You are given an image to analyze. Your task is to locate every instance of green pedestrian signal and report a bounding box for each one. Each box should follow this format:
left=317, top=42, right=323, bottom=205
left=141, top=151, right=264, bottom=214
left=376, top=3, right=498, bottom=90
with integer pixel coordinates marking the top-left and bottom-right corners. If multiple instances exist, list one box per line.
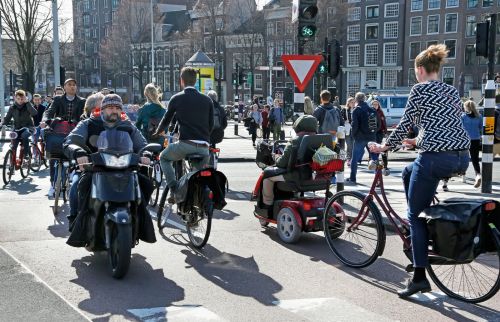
left=318, top=63, right=327, bottom=74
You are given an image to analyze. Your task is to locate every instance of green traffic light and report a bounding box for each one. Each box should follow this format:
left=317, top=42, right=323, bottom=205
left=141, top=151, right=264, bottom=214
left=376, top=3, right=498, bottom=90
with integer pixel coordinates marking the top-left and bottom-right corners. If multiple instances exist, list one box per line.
left=300, top=25, right=316, bottom=38
left=319, top=65, right=327, bottom=74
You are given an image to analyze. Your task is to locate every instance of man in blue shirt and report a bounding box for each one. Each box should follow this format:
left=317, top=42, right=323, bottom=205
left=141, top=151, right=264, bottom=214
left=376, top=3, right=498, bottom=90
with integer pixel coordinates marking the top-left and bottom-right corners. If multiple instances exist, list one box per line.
left=270, top=99, right=285, bottom=141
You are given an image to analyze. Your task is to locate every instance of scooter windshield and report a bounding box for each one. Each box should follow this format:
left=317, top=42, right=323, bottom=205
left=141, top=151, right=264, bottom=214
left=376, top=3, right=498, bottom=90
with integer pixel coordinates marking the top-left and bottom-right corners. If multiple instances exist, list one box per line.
left=96, top=129, right=133, bottom=154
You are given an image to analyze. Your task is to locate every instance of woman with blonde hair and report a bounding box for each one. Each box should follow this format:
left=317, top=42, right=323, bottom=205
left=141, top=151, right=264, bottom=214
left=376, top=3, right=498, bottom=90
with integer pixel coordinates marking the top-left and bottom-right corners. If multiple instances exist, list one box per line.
left=462, top=99, right=482, bottom=187
left=136, top=83, right=166, bottom=143
left=370, top=44, right=470, bottom=297
left=304, top=96, right=314, bottom=115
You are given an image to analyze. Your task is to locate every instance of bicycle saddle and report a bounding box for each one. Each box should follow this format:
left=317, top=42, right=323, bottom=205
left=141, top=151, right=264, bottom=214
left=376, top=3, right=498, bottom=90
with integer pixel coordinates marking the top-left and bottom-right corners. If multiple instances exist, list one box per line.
left=186, top=154, right=206, bottom=162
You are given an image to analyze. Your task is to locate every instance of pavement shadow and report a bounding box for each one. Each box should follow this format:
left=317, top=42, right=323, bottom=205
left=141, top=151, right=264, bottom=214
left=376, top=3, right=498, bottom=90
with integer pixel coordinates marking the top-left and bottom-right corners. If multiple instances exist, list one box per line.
left=47, top=209, right=70, bottom=238
left=225, top=189, right=252, bottom=201
left=213, top=208, right=239, bottom=220
left=29, top=168, right=49, bottom=179
left=181, top=245, right=282, bottom=305
left=1, top=177, right=40, bottom=195
left=70, top=253, right=184, bottom=321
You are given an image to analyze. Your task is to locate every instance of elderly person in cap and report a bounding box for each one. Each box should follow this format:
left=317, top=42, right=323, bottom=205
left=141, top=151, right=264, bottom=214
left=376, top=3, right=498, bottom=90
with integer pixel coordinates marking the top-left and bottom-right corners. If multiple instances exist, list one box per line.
left=41, top=78, right=86, bottom=197
left=63, top=94, right=151, bottom=231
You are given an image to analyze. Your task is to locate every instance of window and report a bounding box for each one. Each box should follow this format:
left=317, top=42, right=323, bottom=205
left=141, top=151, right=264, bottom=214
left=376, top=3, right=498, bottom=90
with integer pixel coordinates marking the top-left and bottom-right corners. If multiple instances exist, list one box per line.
left=483, top=0, right=493, bottom=6
left=327, top=7, right=336, bottom=21
left=409, top=42, right=421, bottom=60
left=442, top=67, right=455, bottom=85
left=255, top=74, right=263, bottom=90
left=285, top=40, right=293, bottom=54
left=92, top=28, right=97, bottom=38
left=112, top=0, right=118, bottom=9
left=427, top=40, right=438, bottom=47
left=365, top=70, right=378, bottom=88
left=428, top=0, right=440, bottom=9
left=466, top=16, right=476, bottom=37
left=446, top=0, right=459, bottom=7
left=93, top=43, right=98, bottom=53
left=347, top=45, right=360, bottom=66
left=411, top=0, right=423, bottom=11
left=94, top=58, right=99, bottom=69
left=410, top=17, right=422, bottom=36
left=383, top=43, right=398, bottom=66
left=83, top=0, right=89, bottom=11
left=85, top=28, right=90, bottom=38
left=347, top=71, right=361, bottom=97
left=445, top=13, right=458, bottom=33
left=366, top=24, right=379, bottom=40
left=465, top=44, right=476, bottom=65
left=444, top=40, right=456, bottom=58
left=408, top=68, right=417, bottom=86
left=266, top=22, right=274, bottom=36
left=383, top=70, right=398, bottom=88
left=384, top=22, right=398, bottom=39
left=347, top=25, right=360, bottom=41
left=366, top=6, right=379, bottom=18
left=365, top=44, right=378, bottom=66
left=276, top=21, right=284, bottom=35
left=348, top=7, right=361, bottom=21
left=427, top=15, right=439, bottom=34
left=385, top=3, right=399, bottom=17
left=468, top=0, right=478, bottom=7
left=104, top=0, right=108, bottom=8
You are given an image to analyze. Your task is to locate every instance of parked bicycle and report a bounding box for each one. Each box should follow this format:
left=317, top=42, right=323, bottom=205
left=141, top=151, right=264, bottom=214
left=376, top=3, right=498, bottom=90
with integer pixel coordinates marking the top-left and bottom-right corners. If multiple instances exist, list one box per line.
left=2, top=126, right=32, bottom=185
left=323, top=150, right=500, bottom=303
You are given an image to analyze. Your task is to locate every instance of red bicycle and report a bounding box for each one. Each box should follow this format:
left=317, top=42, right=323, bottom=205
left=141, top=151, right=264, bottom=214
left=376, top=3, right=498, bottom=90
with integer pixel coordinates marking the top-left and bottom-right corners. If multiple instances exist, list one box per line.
left=323, top=152, right=500, bottom=303
left=2, top=127, right=32, bottom=185
left=29, top=128, right=48, bottom=172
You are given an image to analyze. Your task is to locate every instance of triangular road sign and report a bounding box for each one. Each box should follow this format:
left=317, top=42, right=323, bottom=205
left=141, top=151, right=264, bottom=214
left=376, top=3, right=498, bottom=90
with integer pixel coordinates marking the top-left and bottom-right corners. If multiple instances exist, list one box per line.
left=281, top=55, right=323, bottom=93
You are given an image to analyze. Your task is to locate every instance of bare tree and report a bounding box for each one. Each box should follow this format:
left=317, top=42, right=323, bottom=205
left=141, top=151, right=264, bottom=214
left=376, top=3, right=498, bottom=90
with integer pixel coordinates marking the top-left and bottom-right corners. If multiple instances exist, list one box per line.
left=0, top=0, right=53, bottom=93
left=100, top=0, right=157, bottom=100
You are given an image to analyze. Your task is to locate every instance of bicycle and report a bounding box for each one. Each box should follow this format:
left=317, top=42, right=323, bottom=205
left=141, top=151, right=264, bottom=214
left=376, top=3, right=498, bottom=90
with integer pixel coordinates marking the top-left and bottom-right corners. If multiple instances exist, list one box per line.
left=2, top=126, right=32, bottom=185
left=146, top=146, right=164, bottom=207
left=323, top=151, right=500, bottom=303
left=29, top=128, right=48, bottom=172
left=156, top=144, right=222, bottom=248
left=52, top=158, right=75, bottom=215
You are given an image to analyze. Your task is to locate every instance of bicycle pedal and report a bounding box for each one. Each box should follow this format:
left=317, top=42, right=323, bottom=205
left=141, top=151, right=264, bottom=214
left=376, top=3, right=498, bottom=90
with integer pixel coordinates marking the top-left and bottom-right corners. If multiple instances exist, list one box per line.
left=405, top=264, right=414, bottom=273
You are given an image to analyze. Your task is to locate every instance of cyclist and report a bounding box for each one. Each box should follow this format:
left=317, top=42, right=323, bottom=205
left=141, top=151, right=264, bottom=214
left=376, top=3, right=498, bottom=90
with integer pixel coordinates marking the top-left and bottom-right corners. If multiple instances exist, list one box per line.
left=41, top=79, right=86, bottom=198
left=135, top=83, right=166, bottom=144
left=0, top=90, right=37, bottom=160
left=153, top=67, right=214, bottom=204
left=32, top=94, right=46, bottom=145
left=370, top=45, right=470, bottom=298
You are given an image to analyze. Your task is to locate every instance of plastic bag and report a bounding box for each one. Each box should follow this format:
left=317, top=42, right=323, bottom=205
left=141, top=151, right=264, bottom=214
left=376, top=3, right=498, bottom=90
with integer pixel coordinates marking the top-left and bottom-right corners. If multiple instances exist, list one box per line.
left=312, top=145, right=337, bottom=166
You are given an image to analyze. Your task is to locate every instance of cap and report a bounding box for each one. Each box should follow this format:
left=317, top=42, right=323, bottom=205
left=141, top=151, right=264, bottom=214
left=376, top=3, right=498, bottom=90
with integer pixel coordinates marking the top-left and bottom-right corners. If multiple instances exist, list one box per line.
left=64, top=78, right=77, bottom=86
left=101, top=94, right=123, bottom=109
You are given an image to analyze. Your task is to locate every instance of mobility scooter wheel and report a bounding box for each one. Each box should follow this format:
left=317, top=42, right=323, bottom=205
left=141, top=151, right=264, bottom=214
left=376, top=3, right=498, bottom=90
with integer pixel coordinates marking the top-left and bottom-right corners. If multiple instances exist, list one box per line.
left=277, top=207, right=301, bottom=243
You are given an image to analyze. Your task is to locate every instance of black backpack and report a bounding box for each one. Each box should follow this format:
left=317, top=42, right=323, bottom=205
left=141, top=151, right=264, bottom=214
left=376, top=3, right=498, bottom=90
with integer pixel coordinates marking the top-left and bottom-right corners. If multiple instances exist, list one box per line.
left=213, top=105, right=222, bottom=131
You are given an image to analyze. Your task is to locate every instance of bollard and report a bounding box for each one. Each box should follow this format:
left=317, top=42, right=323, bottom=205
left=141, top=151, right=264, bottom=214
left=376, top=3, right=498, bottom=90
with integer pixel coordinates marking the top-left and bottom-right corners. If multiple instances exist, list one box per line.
left=234, top=123, right=238, bottom=136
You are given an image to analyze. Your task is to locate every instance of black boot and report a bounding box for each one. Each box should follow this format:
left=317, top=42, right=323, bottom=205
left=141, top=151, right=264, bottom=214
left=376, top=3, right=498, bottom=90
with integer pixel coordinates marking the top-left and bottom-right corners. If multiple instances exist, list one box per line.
left=398, top=267, right=431, bottom=298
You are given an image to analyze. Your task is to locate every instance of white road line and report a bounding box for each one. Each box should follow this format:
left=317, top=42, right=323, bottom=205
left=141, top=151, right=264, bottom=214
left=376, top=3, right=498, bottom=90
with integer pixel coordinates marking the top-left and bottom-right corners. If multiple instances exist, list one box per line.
left=273, top=297, right=393, bottom=322
left=236, top=193, right=247, bottom=199
left=0, top=245, right=92, bottom=321
left=128, top=305, right=225, bottom=322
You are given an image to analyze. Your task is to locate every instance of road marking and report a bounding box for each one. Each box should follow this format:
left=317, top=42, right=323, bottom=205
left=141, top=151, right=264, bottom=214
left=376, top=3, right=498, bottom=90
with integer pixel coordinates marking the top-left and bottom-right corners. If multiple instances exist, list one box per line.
left=236, top=193, right=247, bottom=200
left=409, top=291, right=447, bottom=302
left=273, top=297, right=393, bottom=322
left=128, top=305, right=225, bottom=322
left=0, top=245, right=92, bottom=321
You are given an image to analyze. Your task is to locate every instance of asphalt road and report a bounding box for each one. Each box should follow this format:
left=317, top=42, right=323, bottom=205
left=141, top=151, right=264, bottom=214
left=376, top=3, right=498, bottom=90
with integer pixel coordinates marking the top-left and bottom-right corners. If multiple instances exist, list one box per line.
left=0, top=162, right=499, bottom=322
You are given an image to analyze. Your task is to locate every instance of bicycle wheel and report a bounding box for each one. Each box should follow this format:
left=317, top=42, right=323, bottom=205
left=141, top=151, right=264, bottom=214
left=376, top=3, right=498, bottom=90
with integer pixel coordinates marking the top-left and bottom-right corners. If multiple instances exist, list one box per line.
left=323, top=190, right=386, bottom=268
left=186, top=202, right=213, bottom=249
left=149, top=163, right=162, bottom=207
left=20, top=150, right=31, bottom=178
left=30, top=145, right=42, bottom=172
left=427, top=238, right=500, bottom=303
left=2, top=150, right=13, bottom=185
left=53, top=163, right=62, bottom=215
left=63, top=170, right=71, bottom=204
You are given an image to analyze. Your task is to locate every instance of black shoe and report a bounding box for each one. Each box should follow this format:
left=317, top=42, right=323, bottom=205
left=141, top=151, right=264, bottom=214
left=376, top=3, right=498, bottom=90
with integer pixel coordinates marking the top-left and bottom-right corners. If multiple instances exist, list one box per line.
left=397, top=279, right=431, bottom=298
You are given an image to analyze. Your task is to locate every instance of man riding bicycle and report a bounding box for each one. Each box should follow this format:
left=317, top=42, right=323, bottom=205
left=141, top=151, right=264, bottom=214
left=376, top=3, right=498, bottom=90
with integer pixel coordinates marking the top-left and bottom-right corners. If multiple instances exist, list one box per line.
left=153, top=67, right=214, bottom=204
left=0, top=90, right=37, bottom=159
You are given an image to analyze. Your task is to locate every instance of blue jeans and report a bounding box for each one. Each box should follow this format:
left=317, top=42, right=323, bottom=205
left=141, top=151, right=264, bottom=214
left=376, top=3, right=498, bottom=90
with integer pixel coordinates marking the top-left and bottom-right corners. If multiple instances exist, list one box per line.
left=69, top=172, right=80, bottom=217
left=402, top=150, right=470, bottom=267
left=349, top=139, right=377, bottom=182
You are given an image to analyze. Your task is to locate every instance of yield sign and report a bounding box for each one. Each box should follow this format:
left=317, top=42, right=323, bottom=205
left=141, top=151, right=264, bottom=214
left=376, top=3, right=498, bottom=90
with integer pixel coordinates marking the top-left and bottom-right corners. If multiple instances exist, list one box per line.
left=281, top=55, right=323, bottom=93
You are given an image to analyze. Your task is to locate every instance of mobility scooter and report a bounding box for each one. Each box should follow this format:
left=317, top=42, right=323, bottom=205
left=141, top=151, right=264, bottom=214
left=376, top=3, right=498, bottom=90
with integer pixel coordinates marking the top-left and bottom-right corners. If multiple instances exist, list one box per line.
left=252, top=134, right=345, bottom=243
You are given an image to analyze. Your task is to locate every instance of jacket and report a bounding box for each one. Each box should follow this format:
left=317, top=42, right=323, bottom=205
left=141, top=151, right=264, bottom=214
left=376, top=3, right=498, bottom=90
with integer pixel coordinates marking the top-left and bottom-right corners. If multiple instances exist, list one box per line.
left=63, top=117, right=147, bottom=160
left=32, top=104, right=46, bottom=126
left=275, top=115, right=318, bottom=180
left=210, top=100, right=228, bottom=145
left=3, top=103, right=37, bottom=129
left=261, top=110, right=269, bottom=128
left=351, top=101, right=377, bottom=142
left=156, top=88, right=214, bottom=143
left=135, top=102, right=166, bottom=141
left=461, top=113, right=482, bottom=141
left=375, top=108, right=387, bottom=134
left=269, top=106, right=285, bottom=124
left=43, top=94, right=86, bottom=124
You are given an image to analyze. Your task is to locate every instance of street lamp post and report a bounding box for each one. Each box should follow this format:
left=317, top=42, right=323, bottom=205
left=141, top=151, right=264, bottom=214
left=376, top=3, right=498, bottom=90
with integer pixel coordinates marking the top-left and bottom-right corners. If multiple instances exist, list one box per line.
left=49, top=0, right=61, bottom=86
left=150, top=0, right=155, bottom=83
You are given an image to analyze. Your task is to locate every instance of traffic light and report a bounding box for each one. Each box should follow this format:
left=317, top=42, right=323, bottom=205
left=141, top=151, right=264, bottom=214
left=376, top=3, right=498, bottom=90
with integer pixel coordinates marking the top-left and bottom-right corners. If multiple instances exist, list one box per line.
left=14, top=73, right=23, bottom=89
left=238, top=69, right=246, bottom=85
left=232, top=72, right=238, bottom=85
left=298, top=0, right=318, bottom=40
left=475, top=21, right=489, bottom=58
left=318, top=61, right=328, bottom=74
left=60, top=66, right=66, bottom=86
left=330, top=39, right=341, bottom=79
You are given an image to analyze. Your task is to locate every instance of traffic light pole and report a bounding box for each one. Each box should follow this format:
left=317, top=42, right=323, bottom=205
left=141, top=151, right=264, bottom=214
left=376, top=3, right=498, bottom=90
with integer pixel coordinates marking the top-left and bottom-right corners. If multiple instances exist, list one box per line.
left=0, top=16, right=5, bottom=140
left=481, top=13, right=497, bottom=194
left=51, top=0, right=61, bottom=87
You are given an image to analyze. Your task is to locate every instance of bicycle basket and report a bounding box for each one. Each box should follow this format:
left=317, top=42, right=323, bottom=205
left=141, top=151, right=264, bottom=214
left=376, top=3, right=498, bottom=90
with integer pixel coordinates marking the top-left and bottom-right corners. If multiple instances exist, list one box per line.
left=311, top=159, right=344, bottom=173
left=44, top=131, right=66, bottom=159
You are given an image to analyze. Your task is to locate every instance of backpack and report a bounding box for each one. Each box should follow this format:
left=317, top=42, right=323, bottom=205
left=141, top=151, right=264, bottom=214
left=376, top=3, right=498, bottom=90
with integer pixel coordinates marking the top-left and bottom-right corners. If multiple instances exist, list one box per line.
left=366, top=107, right=379, bottom=134
left=495, top=110, right=500, bottom=141
left=269, top=107, right=276, bottom=123
left=147, top=117, right=161, bottom=140
left=213, top=105, right=222, bottom=131
left=320, top=107, right=341, bottom=134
